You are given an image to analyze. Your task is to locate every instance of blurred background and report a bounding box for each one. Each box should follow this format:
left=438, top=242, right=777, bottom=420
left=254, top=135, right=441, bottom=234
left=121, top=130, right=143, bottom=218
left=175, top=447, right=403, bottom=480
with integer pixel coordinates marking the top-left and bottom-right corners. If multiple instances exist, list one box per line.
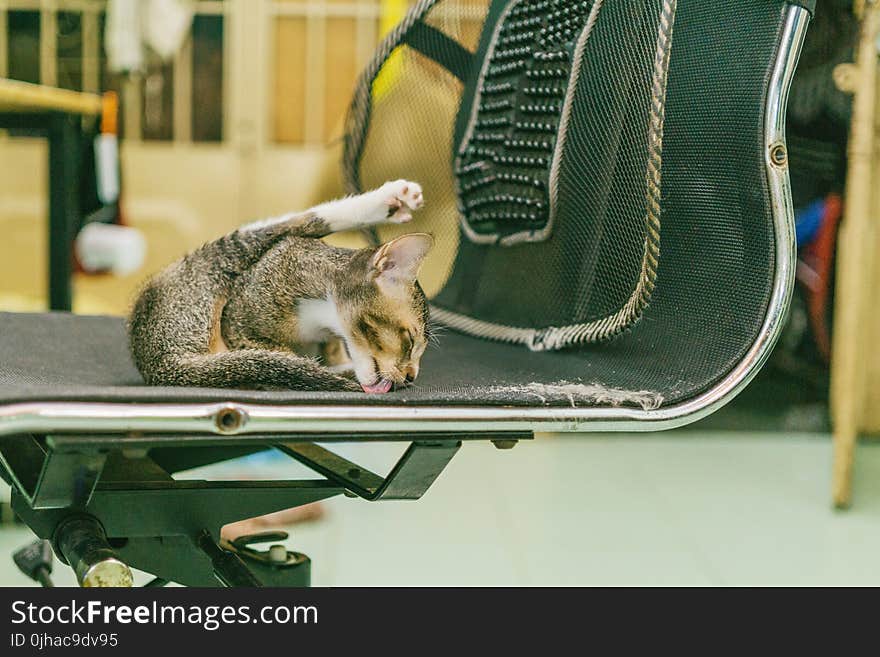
left=0, top=0, right=419, bottom=317
left=2, top=0, right=880, bottom=585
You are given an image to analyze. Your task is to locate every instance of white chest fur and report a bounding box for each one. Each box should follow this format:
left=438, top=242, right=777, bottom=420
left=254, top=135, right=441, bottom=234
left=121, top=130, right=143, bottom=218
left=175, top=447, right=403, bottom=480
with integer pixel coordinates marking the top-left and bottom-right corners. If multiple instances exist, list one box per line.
left=296, top=298, right=343, bottom=343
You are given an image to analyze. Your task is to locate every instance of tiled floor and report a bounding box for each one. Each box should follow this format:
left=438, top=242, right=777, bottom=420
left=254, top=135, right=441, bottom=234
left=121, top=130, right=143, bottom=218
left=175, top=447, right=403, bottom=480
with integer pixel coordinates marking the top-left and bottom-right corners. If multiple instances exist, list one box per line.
left=2, top=432, right=879, bottom=587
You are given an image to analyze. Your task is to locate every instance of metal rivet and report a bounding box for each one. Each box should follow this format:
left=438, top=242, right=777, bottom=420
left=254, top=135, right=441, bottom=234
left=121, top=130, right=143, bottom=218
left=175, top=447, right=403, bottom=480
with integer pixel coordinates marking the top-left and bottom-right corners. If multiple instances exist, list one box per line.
left=770, top=143, right=787, bottom=167
left=215, top=406, right=246, bottom=434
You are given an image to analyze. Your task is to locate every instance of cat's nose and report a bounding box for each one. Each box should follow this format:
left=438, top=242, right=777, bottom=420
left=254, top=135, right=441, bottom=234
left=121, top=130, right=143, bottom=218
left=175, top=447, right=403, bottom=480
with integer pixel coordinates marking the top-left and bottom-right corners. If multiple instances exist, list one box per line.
left=404, top=365, right=418, bottom=383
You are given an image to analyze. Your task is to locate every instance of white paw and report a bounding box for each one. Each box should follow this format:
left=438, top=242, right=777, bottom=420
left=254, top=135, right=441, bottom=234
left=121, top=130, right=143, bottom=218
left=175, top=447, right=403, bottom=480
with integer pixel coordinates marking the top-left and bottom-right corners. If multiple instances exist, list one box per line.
left=383, top=180, right=424, bottom=221
left=386, top=207, right=413, bottom=224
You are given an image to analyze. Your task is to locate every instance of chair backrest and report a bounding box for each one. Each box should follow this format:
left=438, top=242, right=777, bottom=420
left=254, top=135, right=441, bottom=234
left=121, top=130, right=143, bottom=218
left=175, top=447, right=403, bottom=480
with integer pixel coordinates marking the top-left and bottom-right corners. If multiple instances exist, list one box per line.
left=345, top=0, right=812, bottom=405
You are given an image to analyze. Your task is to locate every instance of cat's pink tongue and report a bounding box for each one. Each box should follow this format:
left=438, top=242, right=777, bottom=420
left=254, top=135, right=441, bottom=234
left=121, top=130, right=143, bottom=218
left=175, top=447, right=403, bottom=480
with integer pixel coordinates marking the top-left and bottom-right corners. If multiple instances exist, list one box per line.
left=362, top=379, right=393, bottom=394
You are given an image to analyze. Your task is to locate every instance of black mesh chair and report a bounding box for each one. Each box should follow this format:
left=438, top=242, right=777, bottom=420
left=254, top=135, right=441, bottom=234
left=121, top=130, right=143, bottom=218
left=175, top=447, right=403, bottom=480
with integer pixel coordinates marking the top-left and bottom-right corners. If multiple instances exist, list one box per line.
left=0, top=0, right=811, bottom=586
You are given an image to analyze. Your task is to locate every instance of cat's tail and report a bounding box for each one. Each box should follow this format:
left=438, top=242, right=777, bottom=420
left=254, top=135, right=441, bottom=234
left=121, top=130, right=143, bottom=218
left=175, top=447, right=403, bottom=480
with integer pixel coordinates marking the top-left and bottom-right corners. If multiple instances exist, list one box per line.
left=147, top=349, right=361, bottom=392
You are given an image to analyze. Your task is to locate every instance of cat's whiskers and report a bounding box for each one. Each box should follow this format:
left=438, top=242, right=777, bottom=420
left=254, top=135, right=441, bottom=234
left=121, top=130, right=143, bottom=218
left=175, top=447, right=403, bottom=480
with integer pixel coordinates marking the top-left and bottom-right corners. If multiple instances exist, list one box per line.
left=426, top=322, right=447, bottom=348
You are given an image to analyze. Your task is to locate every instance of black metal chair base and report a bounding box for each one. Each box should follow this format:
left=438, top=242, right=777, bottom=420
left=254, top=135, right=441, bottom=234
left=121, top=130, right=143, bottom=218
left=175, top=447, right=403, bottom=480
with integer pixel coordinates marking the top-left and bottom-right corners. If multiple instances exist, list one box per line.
left=1, top=430, right=531, bottom=587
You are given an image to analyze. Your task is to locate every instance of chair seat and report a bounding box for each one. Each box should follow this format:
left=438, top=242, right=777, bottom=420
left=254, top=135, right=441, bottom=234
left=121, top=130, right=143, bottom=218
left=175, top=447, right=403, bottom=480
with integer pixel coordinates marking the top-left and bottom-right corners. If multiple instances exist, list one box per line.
left=0, top=311, right=688, bottom=409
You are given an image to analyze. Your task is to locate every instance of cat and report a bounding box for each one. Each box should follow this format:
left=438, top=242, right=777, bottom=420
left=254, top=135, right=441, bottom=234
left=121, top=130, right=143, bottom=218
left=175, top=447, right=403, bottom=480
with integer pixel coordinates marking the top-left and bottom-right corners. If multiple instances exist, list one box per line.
left=128, top=180, right=432, bottom=394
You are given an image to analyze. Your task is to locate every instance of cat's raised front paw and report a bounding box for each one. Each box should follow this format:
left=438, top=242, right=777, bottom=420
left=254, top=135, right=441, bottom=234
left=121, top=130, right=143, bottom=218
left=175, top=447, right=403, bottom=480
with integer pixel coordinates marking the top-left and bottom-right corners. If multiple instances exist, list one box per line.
left=383, top=180, right=424, bottom=223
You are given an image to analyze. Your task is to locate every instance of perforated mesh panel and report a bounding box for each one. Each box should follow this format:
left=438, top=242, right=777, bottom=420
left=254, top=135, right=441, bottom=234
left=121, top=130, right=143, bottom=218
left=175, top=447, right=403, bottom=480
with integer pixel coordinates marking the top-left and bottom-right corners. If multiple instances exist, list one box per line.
left=344, top=0, right=797, bottom=404
left=446, top=0, right=670, bottom=348
left=347, top=0, right=674, bottom=349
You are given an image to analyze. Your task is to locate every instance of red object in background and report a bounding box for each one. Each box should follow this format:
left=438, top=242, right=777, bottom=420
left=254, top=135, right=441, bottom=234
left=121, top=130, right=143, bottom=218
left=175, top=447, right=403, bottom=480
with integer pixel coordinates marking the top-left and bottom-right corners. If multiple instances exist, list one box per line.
left=797, top=193, right=842, bottom=362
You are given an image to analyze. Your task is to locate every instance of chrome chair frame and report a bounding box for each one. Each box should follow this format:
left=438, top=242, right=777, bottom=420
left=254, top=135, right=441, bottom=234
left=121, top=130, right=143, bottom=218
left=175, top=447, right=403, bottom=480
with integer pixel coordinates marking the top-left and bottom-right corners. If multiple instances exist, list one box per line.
left=0, top=6, right=808, bottom=441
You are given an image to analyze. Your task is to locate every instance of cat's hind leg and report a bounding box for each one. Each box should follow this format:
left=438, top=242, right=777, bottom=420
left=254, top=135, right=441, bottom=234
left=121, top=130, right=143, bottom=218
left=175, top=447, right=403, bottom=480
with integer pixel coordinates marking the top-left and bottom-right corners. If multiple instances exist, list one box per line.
left=240, top=180, right=424, bottom=237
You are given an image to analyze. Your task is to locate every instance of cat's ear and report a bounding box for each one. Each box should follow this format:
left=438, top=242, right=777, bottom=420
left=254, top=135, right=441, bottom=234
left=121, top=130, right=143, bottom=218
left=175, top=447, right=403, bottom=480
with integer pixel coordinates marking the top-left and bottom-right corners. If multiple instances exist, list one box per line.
left=371, top=233, right=433, bottom=286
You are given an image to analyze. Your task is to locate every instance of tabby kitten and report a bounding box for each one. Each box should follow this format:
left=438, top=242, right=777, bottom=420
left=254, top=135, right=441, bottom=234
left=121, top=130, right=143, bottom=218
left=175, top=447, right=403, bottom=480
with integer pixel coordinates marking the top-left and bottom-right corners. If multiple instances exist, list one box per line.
left=128, top=180, right=431, bottom=393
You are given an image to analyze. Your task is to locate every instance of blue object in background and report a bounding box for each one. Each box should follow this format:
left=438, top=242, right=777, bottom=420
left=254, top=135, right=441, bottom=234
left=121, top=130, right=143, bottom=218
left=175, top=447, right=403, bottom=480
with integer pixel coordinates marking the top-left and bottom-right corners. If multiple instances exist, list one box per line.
left=795, top=197, right=825, bottom=248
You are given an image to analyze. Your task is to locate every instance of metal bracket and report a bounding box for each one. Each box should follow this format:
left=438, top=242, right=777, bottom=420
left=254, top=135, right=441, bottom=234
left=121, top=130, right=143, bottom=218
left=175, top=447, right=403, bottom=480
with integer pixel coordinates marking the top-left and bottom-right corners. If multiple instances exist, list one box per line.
left=276, top=431, right=529, bottom=501
left=0, top=435, right=107, bottom=509
left=278, top=440, right=461, bottom=501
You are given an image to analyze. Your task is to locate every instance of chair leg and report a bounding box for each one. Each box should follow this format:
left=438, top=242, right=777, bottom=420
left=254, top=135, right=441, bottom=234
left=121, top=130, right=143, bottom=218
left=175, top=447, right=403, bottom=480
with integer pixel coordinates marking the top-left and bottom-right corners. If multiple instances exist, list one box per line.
left=829, top=2, right=880, bottom=510
left=832, top=423, right=857, bottom=509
